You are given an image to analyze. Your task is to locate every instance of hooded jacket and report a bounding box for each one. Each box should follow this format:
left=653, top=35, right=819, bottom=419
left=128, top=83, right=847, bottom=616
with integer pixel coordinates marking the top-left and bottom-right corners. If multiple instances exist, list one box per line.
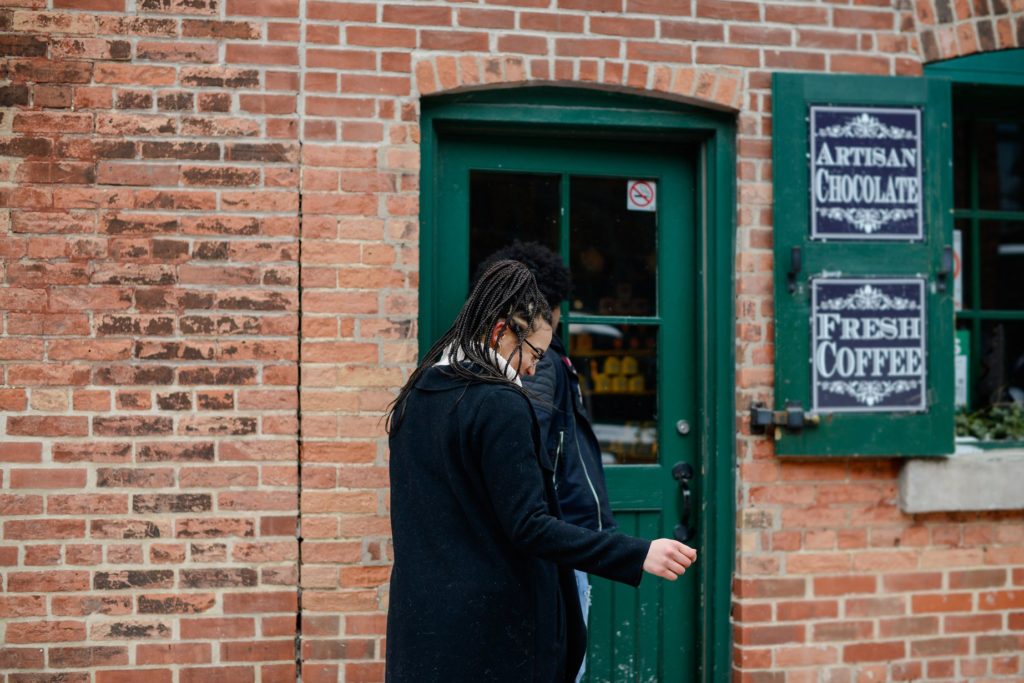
left=385, top=364, right=650, bottom=682
left=524, top=334, right=617, bottom=532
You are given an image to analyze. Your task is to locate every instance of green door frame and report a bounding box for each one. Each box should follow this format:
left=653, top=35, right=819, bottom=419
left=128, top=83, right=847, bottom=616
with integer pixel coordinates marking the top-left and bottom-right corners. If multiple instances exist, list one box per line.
left=418, top=86, right=736, bottom=682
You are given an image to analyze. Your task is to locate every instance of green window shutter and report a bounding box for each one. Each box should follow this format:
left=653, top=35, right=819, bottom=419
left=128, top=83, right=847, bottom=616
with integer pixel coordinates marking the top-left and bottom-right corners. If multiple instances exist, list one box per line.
left=771, top=73, right=954, bottom=456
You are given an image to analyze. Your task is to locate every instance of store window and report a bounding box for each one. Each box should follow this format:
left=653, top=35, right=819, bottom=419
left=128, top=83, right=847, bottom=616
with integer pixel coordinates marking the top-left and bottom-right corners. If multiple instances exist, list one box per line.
left=952, top=84, right=1024, bottom=442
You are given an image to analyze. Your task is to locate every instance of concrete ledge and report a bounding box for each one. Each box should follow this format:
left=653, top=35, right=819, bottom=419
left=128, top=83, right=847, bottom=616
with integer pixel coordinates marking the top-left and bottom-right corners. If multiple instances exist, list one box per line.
left=899, top=449, right=1024, bottom=513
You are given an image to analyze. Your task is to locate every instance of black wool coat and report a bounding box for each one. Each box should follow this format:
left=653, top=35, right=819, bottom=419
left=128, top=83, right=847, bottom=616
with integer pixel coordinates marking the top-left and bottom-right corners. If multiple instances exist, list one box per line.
left=386, top=365, right=651, bottom=683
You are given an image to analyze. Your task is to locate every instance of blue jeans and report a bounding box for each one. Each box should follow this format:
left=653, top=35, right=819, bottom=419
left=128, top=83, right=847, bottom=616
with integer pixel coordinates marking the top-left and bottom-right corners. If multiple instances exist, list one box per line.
left=574, top=570, right=590, bottom=683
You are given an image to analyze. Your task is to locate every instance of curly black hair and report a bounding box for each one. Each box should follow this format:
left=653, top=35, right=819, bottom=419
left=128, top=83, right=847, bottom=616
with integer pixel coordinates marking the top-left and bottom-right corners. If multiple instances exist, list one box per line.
left=473, top=240, right=571, bottom=308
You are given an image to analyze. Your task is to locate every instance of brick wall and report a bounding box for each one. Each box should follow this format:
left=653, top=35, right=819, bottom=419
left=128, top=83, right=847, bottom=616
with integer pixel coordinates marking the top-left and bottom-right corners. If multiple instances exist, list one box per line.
left=1, top=1, right=1023, bottom=682
left=1, top=0, right=302, bottom=681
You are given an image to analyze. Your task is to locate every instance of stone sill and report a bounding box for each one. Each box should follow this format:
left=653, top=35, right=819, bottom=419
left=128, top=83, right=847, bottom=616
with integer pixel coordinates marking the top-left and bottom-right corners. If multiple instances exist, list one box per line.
left=898, top=444, right=1024, bottom=513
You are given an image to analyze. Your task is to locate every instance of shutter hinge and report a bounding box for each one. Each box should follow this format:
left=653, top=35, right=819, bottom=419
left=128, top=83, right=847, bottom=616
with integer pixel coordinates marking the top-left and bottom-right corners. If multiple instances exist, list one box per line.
left=750, top=401, right=821, bottom=441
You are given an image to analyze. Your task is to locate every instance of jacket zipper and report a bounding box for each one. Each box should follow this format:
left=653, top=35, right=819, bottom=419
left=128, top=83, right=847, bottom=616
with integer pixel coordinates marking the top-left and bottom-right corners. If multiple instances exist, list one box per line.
left=574, top=431, right=602, bottom=531
left=553, top=431, right=564, bottom=489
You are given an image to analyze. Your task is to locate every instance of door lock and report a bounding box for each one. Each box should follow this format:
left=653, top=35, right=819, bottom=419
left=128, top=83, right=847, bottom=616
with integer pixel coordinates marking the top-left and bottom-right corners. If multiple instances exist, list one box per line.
left=676, top=419, right=690, bottom=436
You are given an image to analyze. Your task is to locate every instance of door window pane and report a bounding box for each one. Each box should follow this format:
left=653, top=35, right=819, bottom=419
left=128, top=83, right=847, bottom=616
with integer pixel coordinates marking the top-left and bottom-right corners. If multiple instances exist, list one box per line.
left=469, top=171, right=559, bottom=277
left=569, top=177, right=657, bottom=317
left=977, top=121, right=1024, bottom=212
left=973, top=320, right=1024, bottom=408
left=569, top=324, right=658, bottom=464
left=977, top=222, right=1024, bottom=311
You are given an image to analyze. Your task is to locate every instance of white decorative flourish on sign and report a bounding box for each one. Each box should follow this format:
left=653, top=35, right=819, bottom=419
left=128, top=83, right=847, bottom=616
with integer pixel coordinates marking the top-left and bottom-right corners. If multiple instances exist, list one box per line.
left=816, top=207, right=917, bottom=234
left=815, top=113, right=916, bottom=140
left=817, top=284, right=920, bottom=311
left=818, top=380, right=920, bottom=406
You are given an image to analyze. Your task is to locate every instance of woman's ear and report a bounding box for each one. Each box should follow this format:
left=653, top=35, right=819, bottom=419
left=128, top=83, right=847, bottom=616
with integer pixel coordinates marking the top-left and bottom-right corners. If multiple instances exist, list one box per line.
left=490, top=319, right=506, bottom=347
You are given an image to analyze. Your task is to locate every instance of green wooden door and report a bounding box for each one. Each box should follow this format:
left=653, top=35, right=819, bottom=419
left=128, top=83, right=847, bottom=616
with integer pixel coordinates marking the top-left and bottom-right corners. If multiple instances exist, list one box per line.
left=431, top=133, right=699, bottom=682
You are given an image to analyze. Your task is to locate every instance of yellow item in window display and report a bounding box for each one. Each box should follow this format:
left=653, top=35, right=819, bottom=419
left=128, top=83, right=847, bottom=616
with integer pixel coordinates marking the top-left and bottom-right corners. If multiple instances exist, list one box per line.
left=611, top=375, right=628, bottom=393
left=628, top=375, right=645, bottom=393
left=590, top=360, right=611, bottom=394
left=604, top=356, right=621, bottom=376
left=621, top=354, right=638, bottom=376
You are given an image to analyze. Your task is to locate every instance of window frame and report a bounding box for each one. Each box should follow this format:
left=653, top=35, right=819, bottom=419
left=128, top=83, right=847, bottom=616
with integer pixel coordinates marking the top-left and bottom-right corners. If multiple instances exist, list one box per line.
left=926, top=49, right=1024, bottom=449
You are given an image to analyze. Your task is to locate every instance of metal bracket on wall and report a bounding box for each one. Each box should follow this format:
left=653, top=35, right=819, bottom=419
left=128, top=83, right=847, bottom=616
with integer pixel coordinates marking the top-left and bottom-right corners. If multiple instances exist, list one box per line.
left=750, top=400, right=821, bottom=441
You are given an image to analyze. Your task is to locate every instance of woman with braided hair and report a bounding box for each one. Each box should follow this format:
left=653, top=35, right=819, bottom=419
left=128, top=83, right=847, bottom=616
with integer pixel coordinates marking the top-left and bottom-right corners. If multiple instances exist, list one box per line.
left=385, top=260, right=695, bottom=682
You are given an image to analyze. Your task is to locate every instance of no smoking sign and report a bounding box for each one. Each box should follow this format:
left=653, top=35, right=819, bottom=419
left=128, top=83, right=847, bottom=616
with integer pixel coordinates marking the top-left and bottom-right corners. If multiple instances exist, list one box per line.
left=627, top=180, right=657, bottom=212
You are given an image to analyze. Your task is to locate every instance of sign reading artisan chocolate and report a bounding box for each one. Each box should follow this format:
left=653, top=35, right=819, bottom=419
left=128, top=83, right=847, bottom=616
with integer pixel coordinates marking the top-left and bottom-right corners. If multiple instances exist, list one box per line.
left=810, top=106, right=922, bottom=240
left=812, top=279, right=927, bottom=412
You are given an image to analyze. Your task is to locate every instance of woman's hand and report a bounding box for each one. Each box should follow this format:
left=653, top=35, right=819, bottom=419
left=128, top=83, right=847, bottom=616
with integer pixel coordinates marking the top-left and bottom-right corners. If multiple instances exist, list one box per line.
left=642, top=539, right=697, bottom=580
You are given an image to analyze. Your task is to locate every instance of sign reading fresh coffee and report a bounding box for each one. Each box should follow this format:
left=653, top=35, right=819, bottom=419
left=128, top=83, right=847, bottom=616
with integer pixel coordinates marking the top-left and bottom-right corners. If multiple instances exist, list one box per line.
left=812, top=278, right=926, bottom=412
left=810, top=106, right=922, bottom=240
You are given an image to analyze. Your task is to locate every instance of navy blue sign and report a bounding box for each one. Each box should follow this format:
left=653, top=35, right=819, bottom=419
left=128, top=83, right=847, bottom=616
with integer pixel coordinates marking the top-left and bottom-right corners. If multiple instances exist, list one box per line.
left=810, top=106, right=922, bottom=240
left=812, top=279, right=926, bottom=412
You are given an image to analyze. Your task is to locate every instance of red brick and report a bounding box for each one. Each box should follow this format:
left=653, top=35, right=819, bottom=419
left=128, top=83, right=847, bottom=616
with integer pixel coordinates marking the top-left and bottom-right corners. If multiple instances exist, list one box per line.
left=228, top=0, right=298, bottom=16
left=382, top=4, right=452, bottom=24
left=556, top=38, right=621, bottom=58
left=458, top=8, right=515, bottom=28
left=735, top=624, right=805, bottom=646
left=834, top=8, right=895, bottom=29
left=96, top=163, right=180, bottom=187
left=7, top=570, right=90, bottom=592
left=830, top=54, right=891, bottom=74
left=49, top=645, right=129, bottom=667
left=980, top=590, right=1024, bottom=610
left=814, top=575, right=876, bottom=596
left=7, top=417, right=89, bottom=437
left=974, top=634, right=1024, bottom=655
left=945, top=613, right=1003, bottom=632
left=910, top=637, right=971, bottom=657
left=181, top=617, right=255, bottom=640
left=912, top=593, right=974, bottom=613
left=96, top=671, right=172, bottom=683
left=878, top=616, right=939, bottom=637
left=764, top=4, right=828, bottom=23
left=776, top=599, right=839, bottom=621
left=882, top=572, right=943, bottom=592
left=51, top=0, right=123, bottom=7
left=137, top=643, right=213, bottom=665
left=843, top=641, right=906, bottom=662
left=224, top=591, right=297, bottom=614
left=7, top=620, right=86, bottom=643
left=345, top=662, right=385, bottom=683
left=180, top=667, right=256, bottom=683
left=0, top=442, right=43, bottom=463
left=697, top=0, right=760, bottom=20
left=222, top=640, right=295, bottom=662
left=813, top=620, right=873, bottom=641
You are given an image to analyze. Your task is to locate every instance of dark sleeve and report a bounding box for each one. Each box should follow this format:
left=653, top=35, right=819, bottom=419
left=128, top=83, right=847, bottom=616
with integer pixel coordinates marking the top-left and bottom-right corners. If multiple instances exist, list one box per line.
left=473, top=389, right=650, bottom=586
left=523, top=353, right=557, bottom=450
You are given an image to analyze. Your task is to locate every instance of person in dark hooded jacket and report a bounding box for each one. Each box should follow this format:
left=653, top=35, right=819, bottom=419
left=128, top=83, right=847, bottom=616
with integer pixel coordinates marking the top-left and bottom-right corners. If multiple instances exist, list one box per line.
left=385, top=260, right=696, bottom=682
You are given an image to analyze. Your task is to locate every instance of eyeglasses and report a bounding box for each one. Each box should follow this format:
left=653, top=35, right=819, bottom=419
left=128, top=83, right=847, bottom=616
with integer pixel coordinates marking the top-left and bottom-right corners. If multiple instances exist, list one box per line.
left=522, top=337, right=545, bottom=365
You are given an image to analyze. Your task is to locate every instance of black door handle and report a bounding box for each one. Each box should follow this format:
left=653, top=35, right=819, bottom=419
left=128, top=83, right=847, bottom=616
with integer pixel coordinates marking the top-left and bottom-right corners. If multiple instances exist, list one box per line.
left=937, top=245, right=954, bottom=292
left=671, top=462, right=694, bottom=543
left=787, top=246, right=802, bottom=294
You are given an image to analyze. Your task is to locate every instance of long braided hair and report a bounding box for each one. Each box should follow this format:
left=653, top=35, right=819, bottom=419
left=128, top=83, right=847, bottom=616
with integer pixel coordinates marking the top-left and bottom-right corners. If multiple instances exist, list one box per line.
left=386, top=259, right=551, bottom=435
